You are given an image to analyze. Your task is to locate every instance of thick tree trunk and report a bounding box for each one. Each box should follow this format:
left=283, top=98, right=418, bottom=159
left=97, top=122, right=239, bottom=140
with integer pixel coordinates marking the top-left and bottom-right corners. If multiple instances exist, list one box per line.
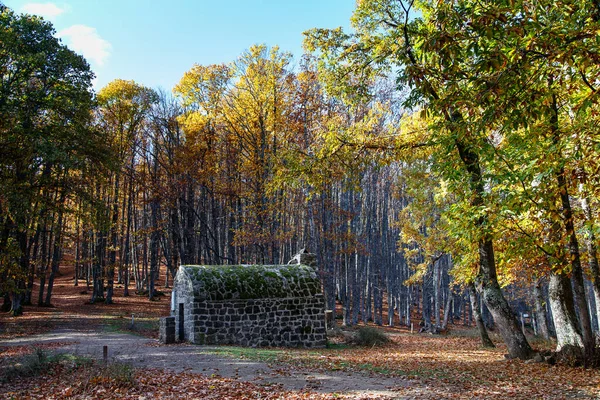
left=442, top=287, right=453, bottom=330
left=123, top=178, right=134, bottom=297
left=9, top=289, right=23, bottom=316
left=454, top=136, right=533, bottom=359
left=37, top=224, right=49, bottom=307
left=91, top=228, right=106, bottom=303
left=401, top=24, right=533, bottom=356
left=476, top=239, right=532, bottom=358
left=548, top=272, right=584, bottom=354
left=421, top=269, right=432, bottom=330
left=433, top=257, right=441, bottom=328
left=149, top=200, right=160, bottom=300
left=551, top=93, right=594, bottom=362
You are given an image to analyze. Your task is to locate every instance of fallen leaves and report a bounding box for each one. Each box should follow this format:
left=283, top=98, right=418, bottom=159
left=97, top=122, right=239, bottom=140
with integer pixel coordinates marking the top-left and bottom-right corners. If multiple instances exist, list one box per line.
left=207, top=331, right=600, bottom=399
left=1, top=362, right=350, bottom=399
left=1, top=264, right=599, bottom=399
left=0, top=342, right=74, bottom=359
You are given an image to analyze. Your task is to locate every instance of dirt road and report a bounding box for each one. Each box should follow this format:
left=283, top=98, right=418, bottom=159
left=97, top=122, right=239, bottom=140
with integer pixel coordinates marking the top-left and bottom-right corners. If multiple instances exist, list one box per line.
left=1, top=329, right=408, bottom=399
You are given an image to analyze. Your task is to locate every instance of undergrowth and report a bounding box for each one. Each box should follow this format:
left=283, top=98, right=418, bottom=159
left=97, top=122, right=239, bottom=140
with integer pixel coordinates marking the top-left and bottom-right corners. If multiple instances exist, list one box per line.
left=353, top=327, right=390, bottom=347
left=1, top=347, right=136, bottom=389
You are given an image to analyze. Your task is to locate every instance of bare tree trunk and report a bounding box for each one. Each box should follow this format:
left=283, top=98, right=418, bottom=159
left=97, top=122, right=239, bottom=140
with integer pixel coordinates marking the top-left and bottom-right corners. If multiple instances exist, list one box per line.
left=442, top=287, right=453, bottom=330
left=548, top=272, right=584, bottom=354
left=433, top=257, right=441, bottom=328
left=580, top=193, right=600, bottom=332
left=533, top=277, right=550, bottom=340
left=45, top=191, right=66, bottom=306
left=456, top=136, right=533, bottom=358
left=105, top=175, right=120, bottom=304
left=469, top=283, right=495, bottom=348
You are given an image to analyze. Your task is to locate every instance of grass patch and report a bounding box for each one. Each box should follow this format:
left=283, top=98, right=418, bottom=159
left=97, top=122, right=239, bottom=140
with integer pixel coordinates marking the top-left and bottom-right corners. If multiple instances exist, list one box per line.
left=101, top=315, right=159, bottom=337
left=203, top=346, right=284, bottom=363
left=326, top=342, right=350, bottom=350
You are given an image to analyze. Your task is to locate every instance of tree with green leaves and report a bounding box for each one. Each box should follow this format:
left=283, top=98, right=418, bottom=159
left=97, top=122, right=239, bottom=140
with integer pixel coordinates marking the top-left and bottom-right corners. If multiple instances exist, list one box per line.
left=0, top=6, right=108, bottom=315
left=305, top=0, right=531, bottom=359
left=306, top=0, right=600, bottom=363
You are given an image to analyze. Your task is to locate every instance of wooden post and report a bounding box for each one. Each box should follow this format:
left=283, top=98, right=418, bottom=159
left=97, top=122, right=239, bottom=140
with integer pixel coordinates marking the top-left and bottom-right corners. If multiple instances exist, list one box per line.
left=103, top=345, right=108, bottom=365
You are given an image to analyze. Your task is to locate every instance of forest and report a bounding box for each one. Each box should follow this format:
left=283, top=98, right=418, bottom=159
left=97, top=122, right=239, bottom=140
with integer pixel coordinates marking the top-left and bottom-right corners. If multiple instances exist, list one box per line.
left=2, top=0, right=600, bottom=396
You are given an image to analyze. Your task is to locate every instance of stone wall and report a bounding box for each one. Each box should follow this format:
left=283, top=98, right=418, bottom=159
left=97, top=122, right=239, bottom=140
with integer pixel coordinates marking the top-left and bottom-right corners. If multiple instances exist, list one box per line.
left=189, top=296, right=326, bottom=347
left=171, top=263, right=327, bottom=347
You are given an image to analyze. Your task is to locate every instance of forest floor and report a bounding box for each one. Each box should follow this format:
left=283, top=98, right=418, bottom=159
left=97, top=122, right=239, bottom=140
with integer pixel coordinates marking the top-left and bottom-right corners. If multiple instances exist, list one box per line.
left=1, top=266, right=600, bottom=399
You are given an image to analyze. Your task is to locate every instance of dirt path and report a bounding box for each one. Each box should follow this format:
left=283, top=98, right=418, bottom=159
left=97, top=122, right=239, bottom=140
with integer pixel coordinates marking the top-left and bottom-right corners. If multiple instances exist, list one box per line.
left=1, top=328, right=408, bottom=399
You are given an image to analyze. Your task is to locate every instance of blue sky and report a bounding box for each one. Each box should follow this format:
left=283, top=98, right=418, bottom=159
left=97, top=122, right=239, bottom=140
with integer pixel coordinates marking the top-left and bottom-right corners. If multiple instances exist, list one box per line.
left=4, top=0, right=355, bottom=91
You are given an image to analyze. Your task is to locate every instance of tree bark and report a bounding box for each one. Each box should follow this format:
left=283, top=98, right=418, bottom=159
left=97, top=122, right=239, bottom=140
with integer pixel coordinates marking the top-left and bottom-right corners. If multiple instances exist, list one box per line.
left=548, top=272, right=584, bottom=353
left=580, top=192, right=600, bottom=332
left=455, top=137, right=533, bottom=359
left=105, top=175, right=120, bottom=304
left=551, top=92, right=594, bottom=362
left=44, top=192, right=66, bottom=306
left=469, top=283, right=495, bottom=348
left=533, top=277, right=550, bottom=340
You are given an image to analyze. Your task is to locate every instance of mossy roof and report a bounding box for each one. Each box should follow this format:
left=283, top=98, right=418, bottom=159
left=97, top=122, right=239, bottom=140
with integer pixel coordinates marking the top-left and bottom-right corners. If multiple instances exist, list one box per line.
left=176, top=264, right=321, bottom=300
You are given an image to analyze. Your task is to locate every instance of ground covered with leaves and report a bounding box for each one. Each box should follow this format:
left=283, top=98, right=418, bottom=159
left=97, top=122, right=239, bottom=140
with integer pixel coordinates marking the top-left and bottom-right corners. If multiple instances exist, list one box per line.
left=0, top=265, right=172, bottom=340
left=2, top=358, right=341, bottom=399
left=1, top=267, right=600, bottom=399
left=204, top=329, right=600, bottom=399
left=2, top=329, right=599, bottom=399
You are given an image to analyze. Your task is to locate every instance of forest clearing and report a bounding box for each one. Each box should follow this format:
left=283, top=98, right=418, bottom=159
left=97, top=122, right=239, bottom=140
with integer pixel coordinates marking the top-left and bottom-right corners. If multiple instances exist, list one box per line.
left=3, top=0, right=600, bottom=398
left=1, top=264, right=599, bottom=399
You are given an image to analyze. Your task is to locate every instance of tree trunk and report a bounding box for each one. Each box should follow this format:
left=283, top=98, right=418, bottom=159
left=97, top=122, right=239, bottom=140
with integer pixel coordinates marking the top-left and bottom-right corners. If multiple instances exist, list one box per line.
left=442, top=287, right=453, bottom=330
left=551, top=92, right=594, bottom=362
left=45, top=196, right=66, bottom=306
left=469, top=283, right=495, bottom=348
left=533, top=277, right=550, bottom=340
left=149, top=199, right=160, bottom=300
left=580, top=193, right=600, bottom=333
left=548, top=271, right=584, bottom=355
left=106, top=175, right=120, bottom=304
left=454, top=135, right=533, bottom=359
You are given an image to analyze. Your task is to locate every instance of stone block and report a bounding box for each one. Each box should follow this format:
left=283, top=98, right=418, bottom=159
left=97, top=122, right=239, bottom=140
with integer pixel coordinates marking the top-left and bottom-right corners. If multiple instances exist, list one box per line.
left=159, top=316, right=175, bottom=344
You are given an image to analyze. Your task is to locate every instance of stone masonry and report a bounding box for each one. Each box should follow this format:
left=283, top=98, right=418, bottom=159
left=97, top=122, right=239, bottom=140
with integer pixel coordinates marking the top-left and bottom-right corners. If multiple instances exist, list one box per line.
left=159, top=316, right=175, bottom=344
left=169, top=262, right=327, bottom=347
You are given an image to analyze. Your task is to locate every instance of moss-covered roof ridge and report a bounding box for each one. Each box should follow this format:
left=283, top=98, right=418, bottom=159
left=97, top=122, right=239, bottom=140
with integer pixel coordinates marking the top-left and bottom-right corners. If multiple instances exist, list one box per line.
left=179, top=264, right=321, bottom=300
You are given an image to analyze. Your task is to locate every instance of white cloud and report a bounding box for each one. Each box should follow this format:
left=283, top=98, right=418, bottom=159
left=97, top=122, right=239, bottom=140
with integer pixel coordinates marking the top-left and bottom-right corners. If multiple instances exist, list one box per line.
left=58, top=25, right=112, bottom=66
left=21, top=2, right=66, bottom=20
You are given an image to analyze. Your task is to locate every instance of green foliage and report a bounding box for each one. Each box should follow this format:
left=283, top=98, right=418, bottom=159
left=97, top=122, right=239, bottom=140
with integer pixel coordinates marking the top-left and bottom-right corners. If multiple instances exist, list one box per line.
left=0, top=6, right=111, bottom=307
left=182, top=264, right=320, bottom=300
left=305, top=0, right=600, bottom=289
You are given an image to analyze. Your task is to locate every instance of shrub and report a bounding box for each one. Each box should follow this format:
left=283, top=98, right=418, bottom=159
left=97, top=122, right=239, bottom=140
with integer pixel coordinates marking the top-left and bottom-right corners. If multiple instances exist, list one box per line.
left=354, top=327, right=390, bottom=347
left=1, top=347, right=51, bottom=382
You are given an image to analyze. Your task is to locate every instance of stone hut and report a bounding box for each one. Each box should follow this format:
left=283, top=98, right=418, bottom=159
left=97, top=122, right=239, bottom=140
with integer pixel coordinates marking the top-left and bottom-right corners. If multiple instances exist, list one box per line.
left=166, top=263, right=327, bottom=347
